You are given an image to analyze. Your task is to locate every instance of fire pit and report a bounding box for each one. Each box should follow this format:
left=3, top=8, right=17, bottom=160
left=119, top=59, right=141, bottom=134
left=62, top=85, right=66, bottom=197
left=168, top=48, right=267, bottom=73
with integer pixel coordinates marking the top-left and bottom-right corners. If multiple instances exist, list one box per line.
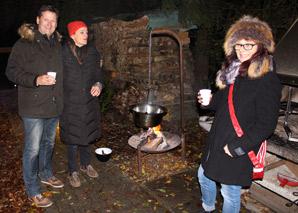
left=128, top=29, right=186, bottom=176
left=128, top=125, right=181, bottom=176
left=128, top=125, right=181, bottom=153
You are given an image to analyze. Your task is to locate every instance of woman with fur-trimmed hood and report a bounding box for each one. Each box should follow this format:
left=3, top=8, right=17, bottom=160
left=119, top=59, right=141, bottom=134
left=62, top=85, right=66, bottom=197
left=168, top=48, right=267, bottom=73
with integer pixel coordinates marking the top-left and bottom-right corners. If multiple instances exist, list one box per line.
left=197, top=15, right=281, bottom=213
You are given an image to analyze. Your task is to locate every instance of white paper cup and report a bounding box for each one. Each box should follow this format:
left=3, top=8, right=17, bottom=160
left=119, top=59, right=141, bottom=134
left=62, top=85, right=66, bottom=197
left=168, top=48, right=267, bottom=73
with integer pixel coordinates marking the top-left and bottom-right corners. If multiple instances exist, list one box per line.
left=200, top=89, right=211, bottom=105
left=47, top=71, right=56, bottom=79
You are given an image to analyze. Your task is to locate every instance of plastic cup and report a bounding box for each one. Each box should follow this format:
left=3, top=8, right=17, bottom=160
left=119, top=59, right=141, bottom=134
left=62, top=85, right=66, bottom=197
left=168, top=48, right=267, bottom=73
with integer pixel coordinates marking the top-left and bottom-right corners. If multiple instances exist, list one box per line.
left=200, top=89, right=211, bottom=105
left=47, top=71, right=56, bottom=79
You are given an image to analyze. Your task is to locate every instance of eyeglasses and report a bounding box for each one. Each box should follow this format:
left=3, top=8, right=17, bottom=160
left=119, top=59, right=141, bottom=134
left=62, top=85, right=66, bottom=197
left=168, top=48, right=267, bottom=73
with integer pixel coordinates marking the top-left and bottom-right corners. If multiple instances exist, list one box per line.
left=234, top=43, right=257, bottom=51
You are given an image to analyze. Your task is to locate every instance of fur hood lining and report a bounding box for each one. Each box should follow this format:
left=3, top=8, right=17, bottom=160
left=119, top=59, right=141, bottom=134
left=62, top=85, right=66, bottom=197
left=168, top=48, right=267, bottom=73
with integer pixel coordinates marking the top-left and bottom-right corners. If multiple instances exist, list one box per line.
left=18, top=23, right=62, bottom=42
left=216, top=55, right=274, bottom=89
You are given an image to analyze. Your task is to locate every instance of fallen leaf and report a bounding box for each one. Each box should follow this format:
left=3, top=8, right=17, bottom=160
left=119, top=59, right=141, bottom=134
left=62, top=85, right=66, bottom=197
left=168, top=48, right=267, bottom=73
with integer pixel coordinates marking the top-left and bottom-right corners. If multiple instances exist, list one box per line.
left=184, top=175, right=192, bottom=180
left=157, top=189, right=166, bottom=193
left=43, top=191, right=53, bottom=197
left=50, top=191, right=61, bottom=194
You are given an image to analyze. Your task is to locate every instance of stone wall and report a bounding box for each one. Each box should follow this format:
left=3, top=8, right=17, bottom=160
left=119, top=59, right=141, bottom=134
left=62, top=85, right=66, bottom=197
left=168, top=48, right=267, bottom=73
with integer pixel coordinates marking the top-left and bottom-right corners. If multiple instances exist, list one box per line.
left=89, top=15, right=197, bottom=119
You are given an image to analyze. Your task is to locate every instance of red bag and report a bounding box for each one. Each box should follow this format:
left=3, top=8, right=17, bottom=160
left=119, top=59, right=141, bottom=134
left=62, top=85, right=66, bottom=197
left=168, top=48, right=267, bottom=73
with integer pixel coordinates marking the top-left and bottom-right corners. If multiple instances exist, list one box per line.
left=248, top=142, right=266, bottom=179
left=228, top=84, right=266, bottom=180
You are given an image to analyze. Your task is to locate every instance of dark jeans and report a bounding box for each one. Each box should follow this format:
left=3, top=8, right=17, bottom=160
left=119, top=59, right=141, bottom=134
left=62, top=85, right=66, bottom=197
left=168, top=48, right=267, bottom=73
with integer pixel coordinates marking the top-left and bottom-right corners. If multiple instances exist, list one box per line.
left=66, top=144, right=90, bottom=173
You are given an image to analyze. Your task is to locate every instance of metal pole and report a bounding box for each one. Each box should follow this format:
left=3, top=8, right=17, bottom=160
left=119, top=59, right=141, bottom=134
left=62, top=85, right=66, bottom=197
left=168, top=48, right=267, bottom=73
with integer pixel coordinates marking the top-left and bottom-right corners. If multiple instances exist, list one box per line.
left=137, top=145, right=142, bottom=177
left=150, top=30, right=185, bottom=162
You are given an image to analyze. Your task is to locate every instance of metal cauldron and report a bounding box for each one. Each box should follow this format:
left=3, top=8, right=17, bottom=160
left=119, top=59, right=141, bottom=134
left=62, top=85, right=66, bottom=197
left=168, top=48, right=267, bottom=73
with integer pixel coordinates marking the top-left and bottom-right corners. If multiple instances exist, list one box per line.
left=130, top=103, right=167, bottom=128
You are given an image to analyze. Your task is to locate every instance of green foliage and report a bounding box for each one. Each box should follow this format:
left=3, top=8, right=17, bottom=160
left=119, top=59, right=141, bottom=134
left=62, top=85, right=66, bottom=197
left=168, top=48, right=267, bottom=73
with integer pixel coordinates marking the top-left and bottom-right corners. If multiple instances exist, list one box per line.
left=99, top=78, right=114, bottom=115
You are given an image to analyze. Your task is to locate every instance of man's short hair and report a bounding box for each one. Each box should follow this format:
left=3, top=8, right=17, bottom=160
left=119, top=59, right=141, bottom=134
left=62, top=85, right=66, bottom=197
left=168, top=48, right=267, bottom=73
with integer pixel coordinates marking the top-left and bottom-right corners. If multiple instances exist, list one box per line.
left=37, top=5, right=60, bottom=18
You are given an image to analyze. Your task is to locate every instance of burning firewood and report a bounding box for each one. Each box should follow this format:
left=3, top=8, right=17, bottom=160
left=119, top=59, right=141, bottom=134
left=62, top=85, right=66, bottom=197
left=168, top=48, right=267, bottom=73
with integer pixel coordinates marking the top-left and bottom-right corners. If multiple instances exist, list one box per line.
left=137, top=125, right=170, bottom=151
left=156, top=140, right=170, bottom=151
left=139, top=136, right=148, bottom=147
left=140, top=128, right=153, bottom=139
left=142, top=136, right=163, bottom=150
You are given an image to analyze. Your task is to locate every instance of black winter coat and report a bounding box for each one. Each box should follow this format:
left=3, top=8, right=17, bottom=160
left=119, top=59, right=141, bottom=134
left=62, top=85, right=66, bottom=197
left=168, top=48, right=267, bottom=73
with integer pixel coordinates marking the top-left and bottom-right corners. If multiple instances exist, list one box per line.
left=201, top=58, right=281, bottom=186
left=59, top=42, right=104, bottom=145
left=6, top=24, right=63, bottom=118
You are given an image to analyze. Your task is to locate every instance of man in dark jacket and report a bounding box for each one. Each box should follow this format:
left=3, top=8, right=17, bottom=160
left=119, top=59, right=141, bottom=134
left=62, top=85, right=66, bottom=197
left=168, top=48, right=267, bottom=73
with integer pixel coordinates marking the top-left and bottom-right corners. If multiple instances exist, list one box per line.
left=6, top=5, right=64, bottom=208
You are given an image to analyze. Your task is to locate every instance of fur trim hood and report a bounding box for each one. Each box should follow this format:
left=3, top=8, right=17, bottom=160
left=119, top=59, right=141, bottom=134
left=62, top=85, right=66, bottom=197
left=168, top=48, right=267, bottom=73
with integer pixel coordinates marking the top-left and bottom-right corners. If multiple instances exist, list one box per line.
left=224, top=15, right=275, bottom=56
left=216, top=15, right=275, bottom=89
left=216, top=55, right=274, bottom=89
left=18, top=23, right=62, bottom=42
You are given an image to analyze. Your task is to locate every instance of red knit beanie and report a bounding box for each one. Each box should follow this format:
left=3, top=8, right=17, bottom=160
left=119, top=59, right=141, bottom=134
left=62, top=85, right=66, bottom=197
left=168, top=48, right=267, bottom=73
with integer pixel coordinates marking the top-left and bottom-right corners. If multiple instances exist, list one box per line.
left=68, top=21, right=87, bottom=38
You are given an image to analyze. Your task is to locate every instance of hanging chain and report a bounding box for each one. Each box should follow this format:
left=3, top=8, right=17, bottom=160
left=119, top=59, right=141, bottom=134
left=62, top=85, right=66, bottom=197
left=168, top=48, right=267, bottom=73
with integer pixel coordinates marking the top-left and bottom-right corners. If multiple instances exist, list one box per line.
left=147, top=31, right=152, bottom=90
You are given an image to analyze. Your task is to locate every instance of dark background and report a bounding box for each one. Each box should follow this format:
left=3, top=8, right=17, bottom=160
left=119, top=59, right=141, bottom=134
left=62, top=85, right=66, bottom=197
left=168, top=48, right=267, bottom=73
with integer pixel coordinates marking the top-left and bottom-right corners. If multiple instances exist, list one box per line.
left=1, top=0, right=297, bottom=90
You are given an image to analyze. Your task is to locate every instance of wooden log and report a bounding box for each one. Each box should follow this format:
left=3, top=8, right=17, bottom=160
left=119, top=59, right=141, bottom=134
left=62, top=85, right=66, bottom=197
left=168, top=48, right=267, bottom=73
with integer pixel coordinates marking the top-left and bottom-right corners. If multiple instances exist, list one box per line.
left=0, top=47, right=12, bottom=53
left=250, top=183, right=298, bottom=213
left=285, top=160, right=298, bottom=177
left=142, top=137, right=163, bottom=150
left=139, top=137, right=148, bottom=147
left=264, top=160, right=285, bottom=172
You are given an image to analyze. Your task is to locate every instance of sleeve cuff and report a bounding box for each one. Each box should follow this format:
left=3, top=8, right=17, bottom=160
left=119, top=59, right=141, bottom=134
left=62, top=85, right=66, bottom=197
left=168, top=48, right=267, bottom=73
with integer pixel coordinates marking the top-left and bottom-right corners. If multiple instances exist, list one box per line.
left=93, top=82, right=103, bottom=90
left=34, top=76, right=39, bottom=87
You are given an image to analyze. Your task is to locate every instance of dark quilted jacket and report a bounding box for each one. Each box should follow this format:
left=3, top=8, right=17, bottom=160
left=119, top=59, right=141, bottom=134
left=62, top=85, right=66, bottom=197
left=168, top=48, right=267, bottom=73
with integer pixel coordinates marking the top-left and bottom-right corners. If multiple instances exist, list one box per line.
left=6, top=24, right=63, bottom=118
left=59, top=42, right=104, bottom=145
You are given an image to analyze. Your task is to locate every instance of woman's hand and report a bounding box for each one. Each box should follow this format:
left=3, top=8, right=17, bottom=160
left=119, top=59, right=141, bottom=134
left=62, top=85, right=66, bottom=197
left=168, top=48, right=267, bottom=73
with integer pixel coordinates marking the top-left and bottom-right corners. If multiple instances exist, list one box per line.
left=224, top=145, right=233, bottom=157
left=90, top=85, right=101, bottom=97
left=197, top=92, right=212, bottom=105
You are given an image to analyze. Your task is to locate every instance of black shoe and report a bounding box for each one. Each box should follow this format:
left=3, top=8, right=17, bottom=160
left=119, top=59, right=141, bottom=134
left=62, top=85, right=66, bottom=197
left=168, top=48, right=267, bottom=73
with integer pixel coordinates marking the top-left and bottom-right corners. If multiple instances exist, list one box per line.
left=197, top=207, right=215, bottom=213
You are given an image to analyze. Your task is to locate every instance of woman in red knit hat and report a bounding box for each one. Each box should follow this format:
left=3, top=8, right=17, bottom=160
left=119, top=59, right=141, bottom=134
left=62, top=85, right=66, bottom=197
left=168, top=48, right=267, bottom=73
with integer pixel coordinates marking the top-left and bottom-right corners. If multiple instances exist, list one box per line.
left=59, top=21, right=105, bottom=187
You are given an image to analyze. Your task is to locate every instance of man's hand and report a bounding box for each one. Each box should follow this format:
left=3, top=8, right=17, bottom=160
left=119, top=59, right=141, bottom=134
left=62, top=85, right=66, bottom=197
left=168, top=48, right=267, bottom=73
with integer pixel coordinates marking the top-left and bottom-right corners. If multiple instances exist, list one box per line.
left=36, top=75, right=56, bottom=86
left=90, top=85, right=101, bottom=97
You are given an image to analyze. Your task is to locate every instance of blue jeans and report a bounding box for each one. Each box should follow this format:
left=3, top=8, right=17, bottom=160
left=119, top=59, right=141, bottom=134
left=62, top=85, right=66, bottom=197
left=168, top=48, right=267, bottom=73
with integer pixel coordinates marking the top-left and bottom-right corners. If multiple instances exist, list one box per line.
left=22, top=117, right=58, bottom=197
left=198, top=165, right=241, bottom=213
left=67, top=144, right=90, bottom=173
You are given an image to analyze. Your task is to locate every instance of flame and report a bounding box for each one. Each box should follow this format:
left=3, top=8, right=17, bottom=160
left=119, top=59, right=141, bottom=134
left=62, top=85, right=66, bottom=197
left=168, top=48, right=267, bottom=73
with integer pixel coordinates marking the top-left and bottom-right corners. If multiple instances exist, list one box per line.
left=153, top=125, right=161, bottom=135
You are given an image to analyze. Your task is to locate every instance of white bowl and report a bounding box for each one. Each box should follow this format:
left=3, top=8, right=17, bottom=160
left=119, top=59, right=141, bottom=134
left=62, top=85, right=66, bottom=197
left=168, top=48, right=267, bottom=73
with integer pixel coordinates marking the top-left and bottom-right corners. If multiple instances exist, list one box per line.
left=95, top=148, right=112, bottom=162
